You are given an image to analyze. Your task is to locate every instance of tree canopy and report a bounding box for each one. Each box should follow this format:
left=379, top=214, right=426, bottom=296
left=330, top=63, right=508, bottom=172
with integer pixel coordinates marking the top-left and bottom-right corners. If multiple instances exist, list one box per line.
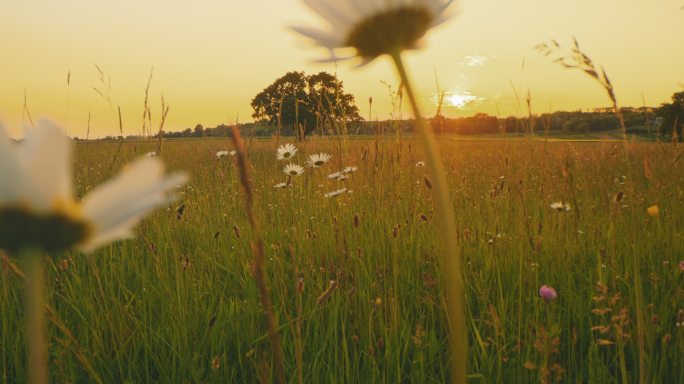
left=250, top=71, right=362, bottom=137
left=657, top=91, right=684, bottom=138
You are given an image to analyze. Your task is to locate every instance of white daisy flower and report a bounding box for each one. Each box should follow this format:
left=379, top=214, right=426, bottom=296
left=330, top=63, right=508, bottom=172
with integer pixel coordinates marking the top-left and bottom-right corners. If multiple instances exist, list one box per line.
left=307, top=152, right=332, bottom=167
left=276, top=143, right=298, bottom=160
left=324, top=188, right=347, bottom=198
left=343, top=166, right=358, bottom=174
left=283, top=163, right=305, bottom=177
left=273, top=182, right=289, bottom=189
left=215, top=150, right=232, bottom=159
left=416, top=161, right=425, bottom=167
left=0, top=119, right=187, bottom=253
left=549, top=202, right=571, bottom=212
left=146, top=151, right=157, bottom=157
left=293, top=0, right=455, bottom=63
left=327, top=171, right=343, bottom=180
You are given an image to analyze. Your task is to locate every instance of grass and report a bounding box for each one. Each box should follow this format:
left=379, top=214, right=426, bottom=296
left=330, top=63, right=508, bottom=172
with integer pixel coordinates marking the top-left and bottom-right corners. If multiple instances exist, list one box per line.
left=1, top=136, right=683, bottom=382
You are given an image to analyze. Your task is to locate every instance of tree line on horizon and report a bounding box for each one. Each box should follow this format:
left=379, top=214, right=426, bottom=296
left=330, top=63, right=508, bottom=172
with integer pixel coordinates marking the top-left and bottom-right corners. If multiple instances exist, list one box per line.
left=78, top=72, right=684, bottom=141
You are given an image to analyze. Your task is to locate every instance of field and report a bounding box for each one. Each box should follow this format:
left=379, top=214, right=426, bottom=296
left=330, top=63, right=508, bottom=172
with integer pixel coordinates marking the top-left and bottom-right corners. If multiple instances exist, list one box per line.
left=2, top=136, right=684, bottom=383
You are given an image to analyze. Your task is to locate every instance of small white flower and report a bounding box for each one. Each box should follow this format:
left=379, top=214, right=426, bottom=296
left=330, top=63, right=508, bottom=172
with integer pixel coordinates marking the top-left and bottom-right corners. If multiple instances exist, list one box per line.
left=276, top=143, right=298, bottom=160
left=293, top=0, right=454, bottom=63
left=307, top=152, right=332, bottom=167
left=0, top=119, right=187, bottom=253
left=324, top=188, right=347, bottom=198
left=146, top=151, right=157, bottom=157
left=550, top=202, right=571, bottom=212
left=273, top=182, right=289, bottom=189
left=327, top=171, right=343, bottom=180
left=215, top=150, right=232, bottom=159
left=343, top=166, right=358, bottom=174
left=416, top=161, right=425, bottom=167
left=283, top=163, right=305, bottom=176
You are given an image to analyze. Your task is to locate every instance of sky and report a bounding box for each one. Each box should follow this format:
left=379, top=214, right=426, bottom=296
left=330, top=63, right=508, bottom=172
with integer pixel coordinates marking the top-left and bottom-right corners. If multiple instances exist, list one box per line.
left=0, top=0, right=683, bottom=138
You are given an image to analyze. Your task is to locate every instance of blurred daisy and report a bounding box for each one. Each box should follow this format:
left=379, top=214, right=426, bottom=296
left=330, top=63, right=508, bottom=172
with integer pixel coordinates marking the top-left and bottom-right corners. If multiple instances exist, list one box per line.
left=283, top=163, right=305, bottom=176
left=293, top=0, right=454, bottom=63
left=0, top=119, right=187, bottom=253
left=216, top=150, right=233, bottom=159
left=343, top=166, right=358, bottom=174
left=416, top=161, right=425, bottom=167
left=273, top=182, right=289, bottom=189
left=276, top=143, right=298, bottom=160
left=324, top=188, right=347, bottom=198
left=327, top=171, right=343, bottom=180
left=146, top=151, right=157, bottom=157
left=307, top=152, right=332, bottom=167
left=549, top=202, right=571, bottom=212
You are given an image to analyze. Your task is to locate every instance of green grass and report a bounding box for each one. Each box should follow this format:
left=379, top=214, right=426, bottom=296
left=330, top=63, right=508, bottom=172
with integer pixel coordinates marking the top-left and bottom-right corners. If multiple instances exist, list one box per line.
left=2, top=137, right=683, bottom=383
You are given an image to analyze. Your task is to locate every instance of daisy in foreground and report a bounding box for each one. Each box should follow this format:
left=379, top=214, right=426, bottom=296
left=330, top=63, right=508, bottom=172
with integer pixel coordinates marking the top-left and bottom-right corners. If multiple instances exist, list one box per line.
left=0, top=119, right=188, bottom=254
left=276, top=143, right=298, bottom=160
left=283, top=163, right=305, bottom=177
left=293, top=1, right=465, bottom=382
left=0, top=119, right=187, bottom=384
left=293, top=0, right=453, bottom=64
left=307, top=152, right=332, bottom=167
left=324, top=188, right=347, bottom=198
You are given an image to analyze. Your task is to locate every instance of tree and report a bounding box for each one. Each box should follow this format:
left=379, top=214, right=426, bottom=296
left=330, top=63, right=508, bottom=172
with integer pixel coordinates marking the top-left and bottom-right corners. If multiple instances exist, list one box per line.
left=251, top=71, right=362, bottom=138
left=194, top=124, right=205, bottom=137
left=657, top=91, right=684, bottom=138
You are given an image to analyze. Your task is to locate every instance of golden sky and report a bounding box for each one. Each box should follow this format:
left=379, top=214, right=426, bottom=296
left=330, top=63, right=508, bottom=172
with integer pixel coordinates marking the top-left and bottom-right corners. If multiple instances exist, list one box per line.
left=1, top=0, right=683, bottom=138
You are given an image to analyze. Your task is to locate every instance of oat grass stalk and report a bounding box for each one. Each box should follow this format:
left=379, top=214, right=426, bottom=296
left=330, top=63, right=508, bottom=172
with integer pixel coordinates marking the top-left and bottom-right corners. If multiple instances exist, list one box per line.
left=229, top=126, right=286, bottom=384
left=390, top=51, right=466, bottom=384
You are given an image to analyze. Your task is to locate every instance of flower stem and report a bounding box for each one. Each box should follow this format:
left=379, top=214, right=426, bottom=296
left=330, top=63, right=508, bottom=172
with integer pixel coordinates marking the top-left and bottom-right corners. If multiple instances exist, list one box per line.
left=23, top=248, right=48, bottom=384
left=390, top=51, right=466, bottom=383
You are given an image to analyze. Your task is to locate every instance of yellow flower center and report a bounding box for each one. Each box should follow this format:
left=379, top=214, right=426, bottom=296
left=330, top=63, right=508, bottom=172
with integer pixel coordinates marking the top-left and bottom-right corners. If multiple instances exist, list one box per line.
left=0, top=206, right=92, bottom=253
left=346, top=7, right=432, bottom=58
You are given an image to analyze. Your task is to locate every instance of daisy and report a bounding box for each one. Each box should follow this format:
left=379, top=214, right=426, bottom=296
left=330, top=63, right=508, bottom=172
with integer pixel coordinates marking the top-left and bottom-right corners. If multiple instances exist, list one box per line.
left=273, top=182, right=289, bottom=189
left=293, top=0, right=454, bottom=63
left=307, top=152, right=332, bottom=167
left=146, top=151, right=157, bottom=157
left=0, top=119, right=188, bottom=253
left=283, top=163, right=305, bottom=177
left=324, top=188, right=347, bottom=198
left=549, top=202, right=571, bottom=212
left=416, top=161, right=425, bottom=167
left=276, top=143, right=297, bottom=160
left=327, top=171, right=344, bottom=180
left=215, top=150, right=232, bottom=159
left=343, top=166, right=358, bottom=174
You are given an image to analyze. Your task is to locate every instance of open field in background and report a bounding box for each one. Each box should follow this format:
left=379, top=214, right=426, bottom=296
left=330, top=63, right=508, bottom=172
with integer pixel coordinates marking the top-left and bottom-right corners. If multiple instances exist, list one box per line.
left=2, top=137, right=684, bottom=382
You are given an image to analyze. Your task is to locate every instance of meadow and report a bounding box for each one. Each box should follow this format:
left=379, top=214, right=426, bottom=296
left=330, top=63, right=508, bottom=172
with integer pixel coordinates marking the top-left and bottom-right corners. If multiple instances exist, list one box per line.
left=1, top=136, right=683, bottom=383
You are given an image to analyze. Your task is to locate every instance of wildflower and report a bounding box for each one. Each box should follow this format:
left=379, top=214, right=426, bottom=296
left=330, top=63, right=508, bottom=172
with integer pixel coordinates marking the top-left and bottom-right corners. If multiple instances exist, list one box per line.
left=647, top=205, right=659, bottom=217
left=146, top=151, right=157, bottom=157
left=343, top=166, right=358, bottom=174
left=327, top=171, right=343, bottom=180
left=215, top=150, right=234, bottom=159
left=416, top=161, right=426, bottom=167
left=539, top=285, right=558, bottom=302
left=307, top=152, right=332, bottom=167
left=283, top=163, right=305, bottom=177
left=324, top=188, right=347, bottom=198
left=276, top=143, right=297, bottom=160
left=0, top=119, right=187, bottom=253
left=550, top=202, right=571, bottom=212
left=293, top=0, right=454, bottom=63
left=273, top=182, right=289, bottom=189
